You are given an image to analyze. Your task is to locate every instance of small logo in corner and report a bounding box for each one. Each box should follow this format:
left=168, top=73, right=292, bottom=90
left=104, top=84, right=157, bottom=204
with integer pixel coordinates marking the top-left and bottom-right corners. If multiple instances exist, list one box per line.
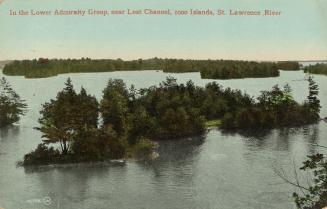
left=43, top=196, right=52, bottom=206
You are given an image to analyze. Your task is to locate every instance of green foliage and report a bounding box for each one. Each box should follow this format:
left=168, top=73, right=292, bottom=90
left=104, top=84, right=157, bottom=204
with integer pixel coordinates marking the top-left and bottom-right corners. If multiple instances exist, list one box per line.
left=200, top=61, right=299, bottom=79
left=70, top=128, right=103, bottom=161
left=36, top=78, right=98, bottom=154
left=128, top=137, right=155, bottom=159
left=205, top=120, right=222, bottom=128
left=25, top=78, right=145, bottom=165
left=3, top=58, right=299, bottom=79
left=100, top=79, right=129, bottom=136
left=23, top=143, right=61, bottom=165
left=127, top=105, right=155, bottom=144
left=293, top=153, right=327, bottom=209
left=100, top=77, right=208, bottom=140
left=97, top=125, right=126, bottom=159
left=24, top=76, right=320, bottom=165
left=304, top=63, right=327, bottom=76
left=307, top=76, right=321, bottom=120
left=0, top=77, right=27, bottom=127
left=2, top=58, right=163, bottom=78
left=200, top=61, right=280, bottom=79
left=220, top=79, right=321, bottom=130
left=275, top=61, right=300, bottom=71
left=71, top=126, right=125, bottom=161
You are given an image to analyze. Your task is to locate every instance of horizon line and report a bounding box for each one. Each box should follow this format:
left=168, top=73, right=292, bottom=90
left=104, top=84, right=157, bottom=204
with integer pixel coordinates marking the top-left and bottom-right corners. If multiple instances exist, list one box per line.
left=1, top=57, right=327, bottom=63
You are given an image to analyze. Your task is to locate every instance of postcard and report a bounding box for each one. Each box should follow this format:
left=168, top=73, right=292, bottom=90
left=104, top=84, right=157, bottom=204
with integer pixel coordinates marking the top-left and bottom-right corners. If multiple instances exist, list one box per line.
left=0, top=0, right=326, bottom=209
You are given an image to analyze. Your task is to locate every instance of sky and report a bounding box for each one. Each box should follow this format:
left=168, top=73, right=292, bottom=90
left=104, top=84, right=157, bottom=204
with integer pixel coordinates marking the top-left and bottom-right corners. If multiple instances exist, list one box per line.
left=0, top=0, right=326, bottom=61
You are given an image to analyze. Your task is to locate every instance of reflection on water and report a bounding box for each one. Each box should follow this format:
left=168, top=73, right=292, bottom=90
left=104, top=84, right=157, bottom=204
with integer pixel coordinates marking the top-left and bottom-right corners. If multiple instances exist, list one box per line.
left=0, top=69, right=327, bottom=209
left=137, top=136, right=205, bottom=182
left=0, top=125, right=20, bottom=141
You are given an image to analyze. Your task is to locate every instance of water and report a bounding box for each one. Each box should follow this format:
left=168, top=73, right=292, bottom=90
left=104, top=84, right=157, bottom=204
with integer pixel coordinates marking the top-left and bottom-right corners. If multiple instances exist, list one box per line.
left=0, top=69, right=327, bottom=209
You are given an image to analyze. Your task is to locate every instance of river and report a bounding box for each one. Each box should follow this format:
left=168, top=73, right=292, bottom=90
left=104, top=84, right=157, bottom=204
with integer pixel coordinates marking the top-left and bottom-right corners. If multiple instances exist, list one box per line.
left=0, top=68, right=327, bottom=209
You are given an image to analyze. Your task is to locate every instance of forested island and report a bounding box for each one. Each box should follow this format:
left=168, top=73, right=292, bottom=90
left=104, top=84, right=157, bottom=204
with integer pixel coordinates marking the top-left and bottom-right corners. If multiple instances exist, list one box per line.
left=2, top=58, right=300, bottom=79
left=22, top=76, right=320, bottom=165
left=304, top=63, right=327, bottom=76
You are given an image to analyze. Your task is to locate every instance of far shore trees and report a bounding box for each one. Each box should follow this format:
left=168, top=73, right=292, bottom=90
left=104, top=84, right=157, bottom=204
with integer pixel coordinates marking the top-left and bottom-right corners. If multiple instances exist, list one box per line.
left=3, top=58, right=300, bottom=79
left=0, top=77, right=27, bottom=127
left=304, top=63, right=327, bottom=76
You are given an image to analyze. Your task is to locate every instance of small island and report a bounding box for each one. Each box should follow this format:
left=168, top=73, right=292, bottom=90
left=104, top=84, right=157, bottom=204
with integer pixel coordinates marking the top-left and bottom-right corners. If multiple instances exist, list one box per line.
left=304, top=63, right=327, bottom=76
left=3, top=58, right=300, bottom=79
left=22, top=76, right=320, bottom=165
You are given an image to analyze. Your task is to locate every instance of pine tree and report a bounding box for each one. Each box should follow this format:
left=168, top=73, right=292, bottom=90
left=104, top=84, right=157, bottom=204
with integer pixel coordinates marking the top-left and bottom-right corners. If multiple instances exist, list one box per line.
left=307, top=76, right=320, bottom=118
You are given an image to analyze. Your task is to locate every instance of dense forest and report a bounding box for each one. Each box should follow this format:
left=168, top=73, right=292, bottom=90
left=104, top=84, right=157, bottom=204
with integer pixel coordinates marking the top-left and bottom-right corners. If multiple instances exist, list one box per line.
left=304, top=63, right=327, bottom=76
left=220, top=76, right=320, bottom=129
left=2, top=58, right=300, bottom=79
left=23, top=76, right=320, bottom=165
left=0, top=77, right=27, bottom=127
left=200, top=61, right=300, bottom=79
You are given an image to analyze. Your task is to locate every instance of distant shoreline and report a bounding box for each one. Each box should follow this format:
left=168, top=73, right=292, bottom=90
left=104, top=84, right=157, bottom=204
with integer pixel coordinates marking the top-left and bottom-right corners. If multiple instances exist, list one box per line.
left=1, top=59, right=326, bottom=62
left=2, top=58, right=300, bottom=79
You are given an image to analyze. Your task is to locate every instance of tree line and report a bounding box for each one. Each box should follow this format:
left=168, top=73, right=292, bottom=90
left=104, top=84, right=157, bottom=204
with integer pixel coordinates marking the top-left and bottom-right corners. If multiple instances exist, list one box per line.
left=304, top=63, right=327, bottom=76
left=3, top=58, right=300, bottom=79
left=200, top=61, right=300, bottom=79
left=221, top=76, right=320, bottom=129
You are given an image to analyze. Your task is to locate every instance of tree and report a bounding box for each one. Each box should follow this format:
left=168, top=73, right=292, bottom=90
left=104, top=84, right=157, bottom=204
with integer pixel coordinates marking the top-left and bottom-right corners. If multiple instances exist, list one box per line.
left=76, top=87, right=99, bottom=129
left=292, top=151, right=327, bottom=209
left=307, top=76, right=320, bottom=118
left=36, top=78, right=98, bottom=154
left=0, top=77, right=27, bottom=127
left=100, top=79, right=130, bottom=136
